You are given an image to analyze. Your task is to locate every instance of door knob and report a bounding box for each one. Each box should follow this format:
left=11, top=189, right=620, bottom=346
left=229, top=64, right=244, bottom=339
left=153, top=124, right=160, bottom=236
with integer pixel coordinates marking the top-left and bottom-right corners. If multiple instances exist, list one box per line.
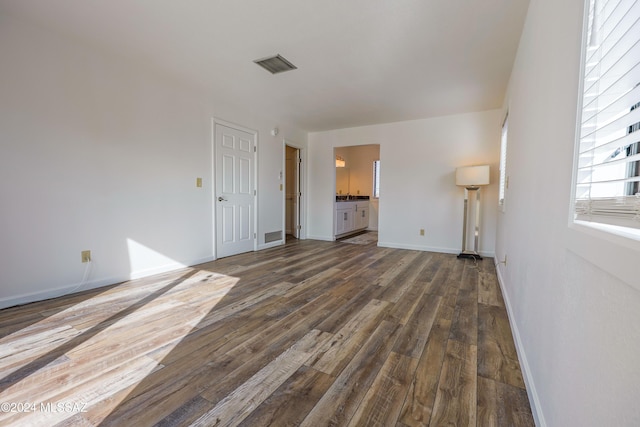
left=218, top=196, right=227, bottom=202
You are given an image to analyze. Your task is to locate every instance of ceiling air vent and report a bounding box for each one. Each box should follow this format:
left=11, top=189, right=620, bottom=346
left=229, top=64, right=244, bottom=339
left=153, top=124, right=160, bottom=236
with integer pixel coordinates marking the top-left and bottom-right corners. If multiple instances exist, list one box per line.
left=254, top=54, right=297, bottom=74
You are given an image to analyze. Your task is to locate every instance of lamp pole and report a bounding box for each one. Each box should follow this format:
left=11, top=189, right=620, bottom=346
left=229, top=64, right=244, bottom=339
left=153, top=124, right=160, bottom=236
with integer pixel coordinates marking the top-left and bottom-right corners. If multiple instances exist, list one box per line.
left=455, top=165, right=490, bottom=260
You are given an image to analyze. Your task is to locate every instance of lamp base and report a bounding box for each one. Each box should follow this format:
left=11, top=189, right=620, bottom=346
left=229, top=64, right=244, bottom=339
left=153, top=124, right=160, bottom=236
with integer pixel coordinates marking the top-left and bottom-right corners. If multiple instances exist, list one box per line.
left=457, top=251, right=483, bottom=261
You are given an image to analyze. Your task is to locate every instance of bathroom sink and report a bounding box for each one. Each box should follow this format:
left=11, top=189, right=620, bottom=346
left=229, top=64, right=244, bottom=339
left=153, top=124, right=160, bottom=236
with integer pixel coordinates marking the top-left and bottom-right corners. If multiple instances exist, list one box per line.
left=336, top=195, right=370, bottom=201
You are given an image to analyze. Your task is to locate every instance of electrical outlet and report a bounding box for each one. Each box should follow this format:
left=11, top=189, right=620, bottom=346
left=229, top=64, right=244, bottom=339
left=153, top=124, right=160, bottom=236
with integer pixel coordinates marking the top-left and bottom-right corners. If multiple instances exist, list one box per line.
left=196, top=177, right=202, bottom=188
left=81, top=250, right=91, bottom=263
left=504, top=254, right=508, bottom=266
left=420, top=228, right=425, bottom=236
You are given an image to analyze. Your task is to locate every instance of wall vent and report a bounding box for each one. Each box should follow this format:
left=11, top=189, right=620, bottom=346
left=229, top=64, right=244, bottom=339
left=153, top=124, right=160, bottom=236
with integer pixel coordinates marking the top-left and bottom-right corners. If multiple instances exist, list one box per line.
left=254, top=54, right=297, bottom=74
left=265, top=231, right=283, bottom=243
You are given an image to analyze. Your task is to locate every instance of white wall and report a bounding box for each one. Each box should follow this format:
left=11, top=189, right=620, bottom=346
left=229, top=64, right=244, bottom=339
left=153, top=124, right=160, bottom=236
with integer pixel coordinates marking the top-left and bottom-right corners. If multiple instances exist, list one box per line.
left=308, top=110, right=501, bottom=255
left=496, top=0, right=640, bottom=425
left=0, top=15, right=306, bottom=308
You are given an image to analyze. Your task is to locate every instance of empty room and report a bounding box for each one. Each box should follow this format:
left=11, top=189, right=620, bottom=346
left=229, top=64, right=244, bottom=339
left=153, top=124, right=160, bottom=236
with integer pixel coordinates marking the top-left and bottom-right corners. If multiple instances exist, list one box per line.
left=1, top=0, right=639, bottom=426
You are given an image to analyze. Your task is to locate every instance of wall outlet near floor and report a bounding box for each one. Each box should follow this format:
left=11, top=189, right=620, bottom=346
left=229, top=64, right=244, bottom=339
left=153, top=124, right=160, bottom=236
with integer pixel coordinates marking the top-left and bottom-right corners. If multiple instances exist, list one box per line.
left=419, top=228, right=425, bottom=236
left=81, top=250, right=91, bottom=263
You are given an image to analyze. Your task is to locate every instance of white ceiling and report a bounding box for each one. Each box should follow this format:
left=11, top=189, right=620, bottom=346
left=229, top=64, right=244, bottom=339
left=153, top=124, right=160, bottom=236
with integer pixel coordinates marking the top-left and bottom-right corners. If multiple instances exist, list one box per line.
left=1, top=0, right=530, bottom=132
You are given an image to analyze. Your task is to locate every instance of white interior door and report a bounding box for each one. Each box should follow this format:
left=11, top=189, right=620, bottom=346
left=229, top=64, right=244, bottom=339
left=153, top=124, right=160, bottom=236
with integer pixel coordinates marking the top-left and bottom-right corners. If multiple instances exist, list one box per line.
left=215, top=123, right=255, bottom=258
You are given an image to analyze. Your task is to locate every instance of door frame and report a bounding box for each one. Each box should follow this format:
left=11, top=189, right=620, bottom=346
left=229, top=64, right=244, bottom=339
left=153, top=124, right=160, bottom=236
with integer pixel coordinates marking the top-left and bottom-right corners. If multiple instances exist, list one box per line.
left=283, top=139, right=306, bottom=241
left=212, top=117, right=258, bottom=259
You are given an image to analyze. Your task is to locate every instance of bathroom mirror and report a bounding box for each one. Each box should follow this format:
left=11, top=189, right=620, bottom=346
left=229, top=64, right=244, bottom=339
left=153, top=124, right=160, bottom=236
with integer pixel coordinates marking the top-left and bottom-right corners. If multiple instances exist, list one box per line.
left=336, top=167, right=350, bottom=195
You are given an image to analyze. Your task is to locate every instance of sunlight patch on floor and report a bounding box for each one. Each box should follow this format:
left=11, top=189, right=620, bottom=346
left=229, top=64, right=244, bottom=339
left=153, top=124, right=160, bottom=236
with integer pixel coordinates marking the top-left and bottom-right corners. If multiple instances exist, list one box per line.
left=0, top=268, right=240, bottom=426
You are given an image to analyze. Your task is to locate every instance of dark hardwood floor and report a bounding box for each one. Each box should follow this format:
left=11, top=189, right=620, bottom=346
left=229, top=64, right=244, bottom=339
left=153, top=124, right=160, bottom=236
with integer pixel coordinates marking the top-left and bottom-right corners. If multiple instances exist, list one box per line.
left=0, top=235, right=534, bottom=426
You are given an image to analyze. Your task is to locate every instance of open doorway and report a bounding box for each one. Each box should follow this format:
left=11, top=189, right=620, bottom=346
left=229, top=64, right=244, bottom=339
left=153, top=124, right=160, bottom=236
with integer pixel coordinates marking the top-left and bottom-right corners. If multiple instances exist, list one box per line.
left=285, top=144, right=301, bottom=239
left=334, top=144, right=380, bottom=242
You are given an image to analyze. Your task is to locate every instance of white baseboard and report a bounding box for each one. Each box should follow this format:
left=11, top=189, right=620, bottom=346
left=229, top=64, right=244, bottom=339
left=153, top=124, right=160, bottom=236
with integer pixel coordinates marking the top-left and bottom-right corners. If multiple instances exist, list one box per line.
left=378, top=241, right=459, bottom=253
left=189, top=256, right=216, bottom=267
left=306, top=235, right=335, bottom=242
left=258, top=240, right=284, bottom=250
left=128, top=255, right=214, bottom=280
left=377, top=241, right=494, bottom=258
left=495, top=264, right=547, bottom=427
left=0, top=255, right=215, bottom=310
left=0, top=276, right=124, bottom=310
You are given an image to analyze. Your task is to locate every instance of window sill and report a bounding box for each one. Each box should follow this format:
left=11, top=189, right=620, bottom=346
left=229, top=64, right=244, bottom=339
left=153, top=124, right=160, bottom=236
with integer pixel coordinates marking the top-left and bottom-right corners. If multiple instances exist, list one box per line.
left=567, top=221, right=640, bottom=291
left=572, top=220, right=640, bottom=247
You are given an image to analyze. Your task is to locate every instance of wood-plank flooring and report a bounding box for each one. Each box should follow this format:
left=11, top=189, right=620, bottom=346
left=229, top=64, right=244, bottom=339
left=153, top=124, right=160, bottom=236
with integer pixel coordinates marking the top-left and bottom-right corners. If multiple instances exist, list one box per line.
left=0, top=236, right=534, bottom=426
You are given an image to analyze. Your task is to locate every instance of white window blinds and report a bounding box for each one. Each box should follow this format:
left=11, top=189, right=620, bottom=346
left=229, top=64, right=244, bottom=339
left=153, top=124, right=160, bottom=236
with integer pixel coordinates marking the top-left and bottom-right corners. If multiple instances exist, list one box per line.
left=574, top=0, right=640, bottom=229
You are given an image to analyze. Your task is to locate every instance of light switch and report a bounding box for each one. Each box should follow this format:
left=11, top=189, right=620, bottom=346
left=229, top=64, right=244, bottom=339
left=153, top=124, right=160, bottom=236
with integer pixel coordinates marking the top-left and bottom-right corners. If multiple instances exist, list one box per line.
left=196, top=177, right=202, bottom=188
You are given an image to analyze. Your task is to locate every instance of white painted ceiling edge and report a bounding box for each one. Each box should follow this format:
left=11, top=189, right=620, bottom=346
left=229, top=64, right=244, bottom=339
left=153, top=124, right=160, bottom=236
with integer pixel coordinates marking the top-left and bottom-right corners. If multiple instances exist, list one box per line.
left=0, top=0, right=531, bottom=132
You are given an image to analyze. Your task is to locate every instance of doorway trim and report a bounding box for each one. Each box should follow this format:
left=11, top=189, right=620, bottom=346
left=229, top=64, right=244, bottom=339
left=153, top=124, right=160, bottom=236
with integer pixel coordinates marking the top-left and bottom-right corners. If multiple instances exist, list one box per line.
left=212, top=117, right=258, bottom=259
left=283, top=139, right=306, bottom=241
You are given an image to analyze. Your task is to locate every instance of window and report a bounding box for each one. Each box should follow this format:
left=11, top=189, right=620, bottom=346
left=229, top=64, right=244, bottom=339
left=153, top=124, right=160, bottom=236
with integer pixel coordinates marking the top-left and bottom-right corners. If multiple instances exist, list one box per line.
left=499, top=113, right=509, bottom=210
left=573, top=0, right=640, bottom=229
left=373, top=160, right=380, bottom=198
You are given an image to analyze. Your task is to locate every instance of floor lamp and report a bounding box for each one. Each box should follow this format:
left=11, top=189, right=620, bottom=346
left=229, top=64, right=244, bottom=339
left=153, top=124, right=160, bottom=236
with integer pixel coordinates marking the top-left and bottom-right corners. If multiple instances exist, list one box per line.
left=456, top=165, right=490, bottom=260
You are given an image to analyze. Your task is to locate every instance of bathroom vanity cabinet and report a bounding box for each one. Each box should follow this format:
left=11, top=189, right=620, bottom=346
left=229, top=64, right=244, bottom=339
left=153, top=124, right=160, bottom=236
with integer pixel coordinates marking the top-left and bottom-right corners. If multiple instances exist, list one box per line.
left=335, top=200, right=369, bottom=238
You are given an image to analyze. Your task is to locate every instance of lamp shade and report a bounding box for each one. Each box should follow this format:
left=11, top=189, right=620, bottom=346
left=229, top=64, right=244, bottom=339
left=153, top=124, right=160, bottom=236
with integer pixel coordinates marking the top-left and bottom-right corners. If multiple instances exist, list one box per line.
left=456, top=165, right=490, bottom=187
